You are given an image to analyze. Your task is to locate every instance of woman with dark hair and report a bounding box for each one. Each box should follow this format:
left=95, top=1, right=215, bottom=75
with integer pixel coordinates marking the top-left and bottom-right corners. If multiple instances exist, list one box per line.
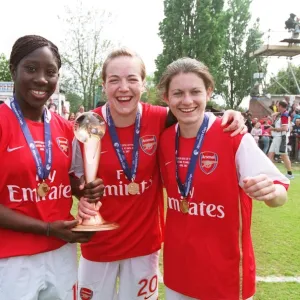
left=158, top=58, right=289, bottom=300
left=0, top=35, right=103, bottom=299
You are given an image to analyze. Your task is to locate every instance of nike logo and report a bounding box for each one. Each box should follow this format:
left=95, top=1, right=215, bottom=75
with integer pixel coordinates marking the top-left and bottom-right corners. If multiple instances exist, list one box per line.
left=7, top=146, right=24, bottom=152
left=144, top=293, right=155, bottom=299
left=100, top=151, right=108, bottom=155
left=165, top=161, right=172, bottom=166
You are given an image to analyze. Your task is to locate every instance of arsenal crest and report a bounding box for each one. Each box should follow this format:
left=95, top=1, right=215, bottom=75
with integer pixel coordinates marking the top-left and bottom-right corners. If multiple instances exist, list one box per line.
left=139, top=135, right=157, bottom=155
left=80, top=287, right=93, bottom=300
left=199, top=151, right=218, bottom=175
left=56, top=137, right=69, bottom=157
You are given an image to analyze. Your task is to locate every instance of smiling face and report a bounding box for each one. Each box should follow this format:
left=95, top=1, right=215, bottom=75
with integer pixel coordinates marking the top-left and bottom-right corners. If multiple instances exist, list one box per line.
left=165, top=72, right=212, bottom=128
left=69, top=113, right=75, bottom=121
left=11, top=46, right=59, bottom=110
left=103, top=56, right=145, bottom=117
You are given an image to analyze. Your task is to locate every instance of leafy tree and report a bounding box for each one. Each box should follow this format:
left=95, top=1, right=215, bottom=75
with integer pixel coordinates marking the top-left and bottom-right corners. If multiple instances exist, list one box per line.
left=65, top=92, right=84, bottom=113
left=155, top=0, right=230, bottom=91
left=141, top=75, right=163, bottom=105
left=59, top=1, right=113, bottom=110
left=0, top=54, right=12, bottom=81
left=221, top=0, right=252, bottom=109
left=59, top=75, right=83, bottom=112
left=246, top=19, right=268, bottom=97
left=266, top=65, right=300, bottom=95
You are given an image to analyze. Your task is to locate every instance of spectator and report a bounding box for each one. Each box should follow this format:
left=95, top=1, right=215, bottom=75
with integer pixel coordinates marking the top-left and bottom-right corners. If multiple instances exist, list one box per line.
left=48, top=103, right=57, bottom=114
left=261, top=120, right=271, bottom=154
left=252, top=117, right=258, bottom=126
left=268, top=100, right=294, bottom=179
left=251, top=122, right=262, bottom=145
left=244, top=112, right=253, bottom=133
left=269, top=101, right=277, bottom=113
left=61, top=106, right=69, bottom=120
left=78, top=105, right=84, bottom=115
left=68, top=112, right=75, bottom=122
left=290, top=118, right=300, bottom=160
left=292, top=108, right=300, bottom=124
left=289, top=103, right=297, bottom=119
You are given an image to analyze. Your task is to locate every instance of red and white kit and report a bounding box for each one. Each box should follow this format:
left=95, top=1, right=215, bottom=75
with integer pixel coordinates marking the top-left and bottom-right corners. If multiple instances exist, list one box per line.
left=159, top=114, right=289, bottom=300
left=0, top=100, right=77, bottom=299
left=76, top=103, right=167, bottom=299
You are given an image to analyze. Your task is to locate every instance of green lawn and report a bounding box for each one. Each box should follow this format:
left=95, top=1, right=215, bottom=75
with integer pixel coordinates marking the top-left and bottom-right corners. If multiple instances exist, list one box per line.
left=251, top=164, right=300, bottom=299
left=72, top=163, right=300, bottom=299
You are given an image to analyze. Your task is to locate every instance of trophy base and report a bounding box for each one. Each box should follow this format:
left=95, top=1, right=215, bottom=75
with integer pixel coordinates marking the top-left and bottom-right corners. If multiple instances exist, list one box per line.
left=71, top=222, right=119, bottom=232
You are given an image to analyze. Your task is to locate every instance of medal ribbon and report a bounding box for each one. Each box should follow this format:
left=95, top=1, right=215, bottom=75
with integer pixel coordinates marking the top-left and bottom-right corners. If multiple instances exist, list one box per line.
left=175, top=114, right=209, bottom=198
left=106, top=105, right=141, bottom=181
left=11, top=97, right=52, bottom=181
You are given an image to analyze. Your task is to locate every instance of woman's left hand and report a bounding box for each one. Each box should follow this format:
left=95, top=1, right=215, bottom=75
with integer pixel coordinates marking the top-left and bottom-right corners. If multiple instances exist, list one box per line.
left=243, top=174, right=277, bottom=201
left=222, top=110, right=247, bottom=136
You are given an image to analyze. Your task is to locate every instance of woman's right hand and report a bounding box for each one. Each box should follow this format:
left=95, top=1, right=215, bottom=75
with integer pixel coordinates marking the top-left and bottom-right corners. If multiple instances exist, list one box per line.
left=49, top=220, right=94, bottom=243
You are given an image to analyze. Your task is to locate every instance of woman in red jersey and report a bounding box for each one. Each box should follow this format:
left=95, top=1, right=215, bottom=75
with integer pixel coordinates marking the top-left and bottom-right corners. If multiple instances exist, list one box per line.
left=158, top=58, right=289, bottom=300
left=0, top=35, right=103, bottom=300
left=76, top=48, right=248, bottom=300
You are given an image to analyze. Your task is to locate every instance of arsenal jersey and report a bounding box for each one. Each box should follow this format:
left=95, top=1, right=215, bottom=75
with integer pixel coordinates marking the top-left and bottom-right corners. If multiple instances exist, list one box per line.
left=159, top=114, right=289, bottom=300
left=79, top=103, right=168, bottom=262
left=0, top=100, right=74, bottom=258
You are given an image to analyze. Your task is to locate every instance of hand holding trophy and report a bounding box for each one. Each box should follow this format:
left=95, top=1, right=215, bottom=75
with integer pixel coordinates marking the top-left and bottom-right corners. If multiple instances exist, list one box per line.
left=72, top=112, right=119, bottom=232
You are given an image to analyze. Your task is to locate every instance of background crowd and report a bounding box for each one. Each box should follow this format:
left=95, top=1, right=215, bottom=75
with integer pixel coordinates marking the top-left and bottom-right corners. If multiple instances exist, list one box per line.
left=244, top=100, right=300, bottom=171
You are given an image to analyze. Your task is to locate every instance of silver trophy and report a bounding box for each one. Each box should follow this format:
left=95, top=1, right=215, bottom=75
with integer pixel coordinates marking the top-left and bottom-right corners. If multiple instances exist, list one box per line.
left=72, top=112, right=119, bottom=232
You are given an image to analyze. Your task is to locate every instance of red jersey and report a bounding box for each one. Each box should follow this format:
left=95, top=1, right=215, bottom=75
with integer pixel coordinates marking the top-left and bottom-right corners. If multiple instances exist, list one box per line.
left=0, top=100, right=74, bottom=259
left=79, top=103, right=167, bottom=262
left=159, top=115, right=289, bottom=300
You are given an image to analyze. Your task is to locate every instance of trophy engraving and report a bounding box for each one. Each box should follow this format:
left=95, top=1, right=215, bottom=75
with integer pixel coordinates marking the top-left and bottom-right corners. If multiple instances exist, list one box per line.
left=72, top=112, right=119, bottom=232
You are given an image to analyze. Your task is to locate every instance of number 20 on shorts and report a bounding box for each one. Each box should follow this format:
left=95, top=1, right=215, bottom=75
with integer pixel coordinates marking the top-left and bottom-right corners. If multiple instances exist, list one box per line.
left=137, top=275, right=158, bottom=299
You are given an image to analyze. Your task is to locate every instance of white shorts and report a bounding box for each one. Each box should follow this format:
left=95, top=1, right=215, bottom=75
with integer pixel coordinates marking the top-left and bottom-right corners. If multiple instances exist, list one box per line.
left=78, top=251, right=159, bottom=300
left=0, top=243, right=77, bottom=300
left=269, top=136, right=288, bottom=155
left=166, top=287, right=253, bottom=300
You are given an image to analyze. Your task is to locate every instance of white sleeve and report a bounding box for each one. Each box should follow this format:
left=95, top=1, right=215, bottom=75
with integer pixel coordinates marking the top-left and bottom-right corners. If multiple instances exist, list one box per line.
left=235, top=133, right=289, bottom=188
left=69, top=138, right=84, bottom=178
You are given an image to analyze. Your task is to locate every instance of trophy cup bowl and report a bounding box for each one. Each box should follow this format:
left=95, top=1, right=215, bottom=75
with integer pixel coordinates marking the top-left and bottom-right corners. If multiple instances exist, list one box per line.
left=72, top=112, right=119, bottom=232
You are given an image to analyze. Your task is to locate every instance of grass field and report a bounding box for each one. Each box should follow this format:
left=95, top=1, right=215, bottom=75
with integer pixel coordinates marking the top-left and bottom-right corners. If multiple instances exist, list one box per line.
left=73, top=163, right=300, bottom=299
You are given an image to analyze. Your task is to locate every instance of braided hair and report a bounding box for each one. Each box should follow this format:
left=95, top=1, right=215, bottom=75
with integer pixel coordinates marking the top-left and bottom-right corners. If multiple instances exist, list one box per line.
left=9, top=35, right=61, bottom=69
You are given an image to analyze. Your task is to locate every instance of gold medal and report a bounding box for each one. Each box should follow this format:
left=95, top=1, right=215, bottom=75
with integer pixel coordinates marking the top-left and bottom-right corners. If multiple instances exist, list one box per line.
left=180, top=198, right=189, bottom=214
left=128, top=182, right=140, bottom=195
left=37, top=181, right=50, bottom=197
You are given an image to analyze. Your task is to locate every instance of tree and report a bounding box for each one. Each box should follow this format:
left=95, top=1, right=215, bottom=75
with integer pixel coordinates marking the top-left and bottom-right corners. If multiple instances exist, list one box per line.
left=221, top=0, right=252, bottom=109
left=59, top=1, right=113, bottom=110
left=65, top=92, right=84, bottom=113
left=141, top=75, right=163, bottom=105
left=0, top=54, right=12, bottom=81
left=266, top=65, right=300, bottom=95
left=154, top=0, right=230, bottom=91
left=246, top=19, right=267, bottom=97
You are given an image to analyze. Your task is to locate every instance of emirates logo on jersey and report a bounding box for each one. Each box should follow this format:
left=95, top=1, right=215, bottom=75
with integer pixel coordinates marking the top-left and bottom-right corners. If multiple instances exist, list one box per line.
left=139, top=135, right=157, bottom=155
left=56, top=137, right=69, bottom=157
left=80, top=287, right=93, bottom=300
left=199, top=151, right=218, bottom=175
